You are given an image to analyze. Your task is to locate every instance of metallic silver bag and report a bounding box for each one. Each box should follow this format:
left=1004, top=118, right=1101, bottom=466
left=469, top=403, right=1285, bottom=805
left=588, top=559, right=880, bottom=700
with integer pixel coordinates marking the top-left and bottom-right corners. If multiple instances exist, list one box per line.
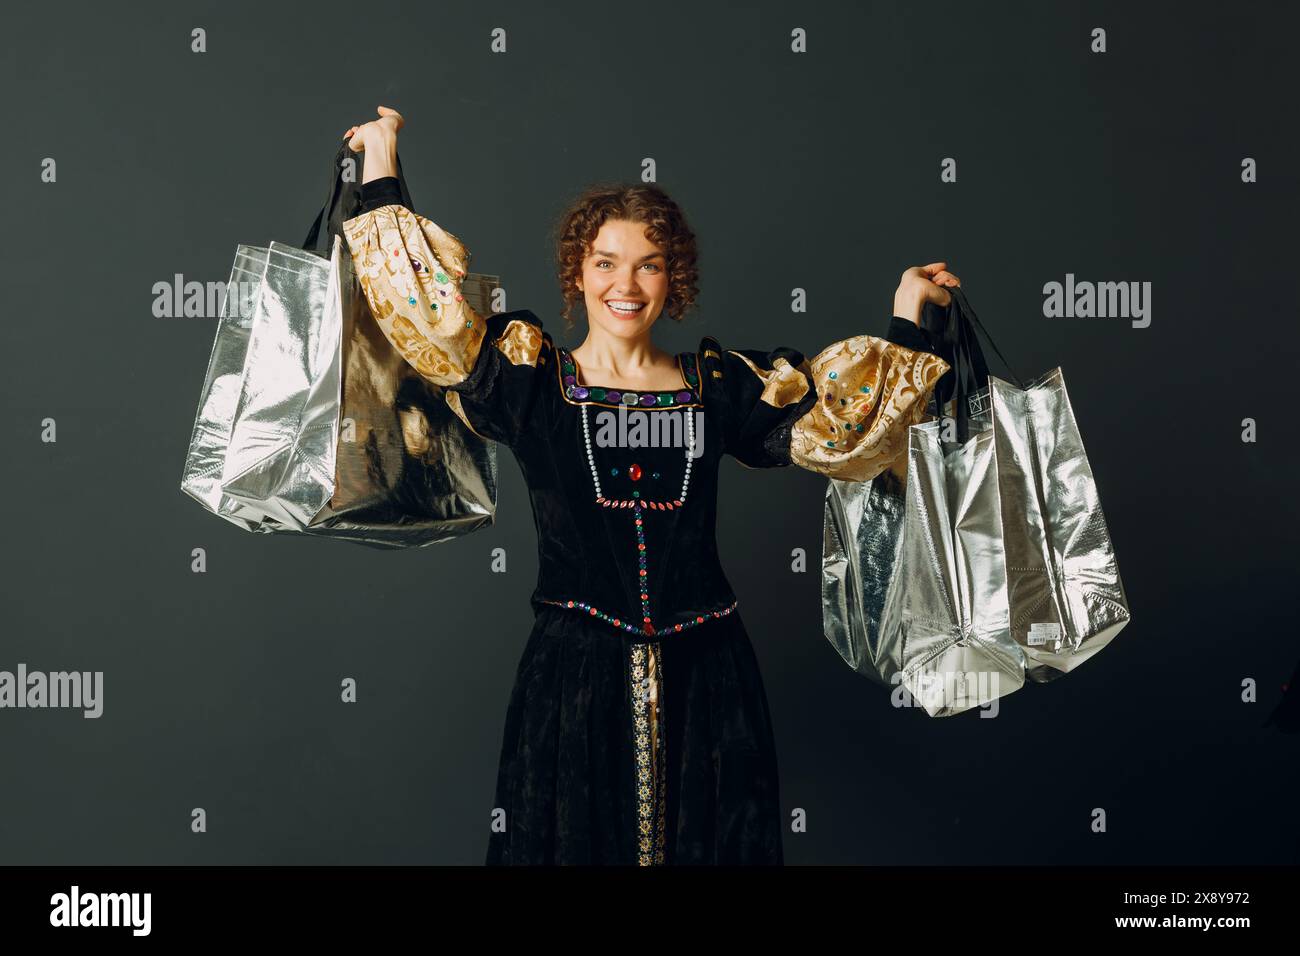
left=179, top=244, right=273, bottom=533
left=824, top=396, right=1023, bottom=717
left=181, top=234, right=500, bottom=548
left=181, top=144, right=500, bottom=548
left=822, top=291, right=1130, bottom=716
left=981, top=370, right=1130, bottom=680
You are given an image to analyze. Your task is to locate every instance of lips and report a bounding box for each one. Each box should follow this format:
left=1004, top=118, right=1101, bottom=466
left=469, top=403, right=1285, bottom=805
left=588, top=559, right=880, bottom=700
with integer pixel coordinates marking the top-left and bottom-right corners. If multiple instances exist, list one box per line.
left=605, top=300, right=646, bottom=320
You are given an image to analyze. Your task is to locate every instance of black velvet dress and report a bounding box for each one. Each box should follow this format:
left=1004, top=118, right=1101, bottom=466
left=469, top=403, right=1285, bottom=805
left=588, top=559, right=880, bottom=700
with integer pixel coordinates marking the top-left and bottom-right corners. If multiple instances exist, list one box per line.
left=343, top=177, right=951, bottom=865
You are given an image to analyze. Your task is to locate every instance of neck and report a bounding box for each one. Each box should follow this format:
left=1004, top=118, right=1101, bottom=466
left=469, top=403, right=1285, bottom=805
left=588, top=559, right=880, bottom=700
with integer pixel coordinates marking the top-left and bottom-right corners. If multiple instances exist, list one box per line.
left=572, top=324, right=666, bottom=374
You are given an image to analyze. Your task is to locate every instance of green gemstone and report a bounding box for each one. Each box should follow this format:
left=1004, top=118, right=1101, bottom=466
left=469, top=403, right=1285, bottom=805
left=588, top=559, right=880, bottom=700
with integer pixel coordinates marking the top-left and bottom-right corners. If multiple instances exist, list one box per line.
left=827, top=440, right=835, bottom=447
left=657, top=394, right=672, bottom=406
left=632, top=490, right=640, bottom=498
left=435, top=271, right=448, bottom=283
left=861, top=385, right=871, bottom=393
left=828, top=371, right=837, bottom=380
left=590, top=387, right=607, bottom=400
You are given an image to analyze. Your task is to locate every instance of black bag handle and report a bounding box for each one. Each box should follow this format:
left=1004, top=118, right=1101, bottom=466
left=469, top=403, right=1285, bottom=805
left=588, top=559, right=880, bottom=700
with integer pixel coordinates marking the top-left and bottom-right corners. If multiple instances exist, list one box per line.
left=303, top=138, right=415, bottom=252
left=922, top=286, right=1023, bottom=444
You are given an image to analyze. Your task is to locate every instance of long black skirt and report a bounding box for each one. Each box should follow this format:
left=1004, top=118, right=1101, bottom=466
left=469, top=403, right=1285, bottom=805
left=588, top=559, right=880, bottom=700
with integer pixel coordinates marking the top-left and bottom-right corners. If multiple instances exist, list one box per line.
left=485, top=605, right=784, bottom=865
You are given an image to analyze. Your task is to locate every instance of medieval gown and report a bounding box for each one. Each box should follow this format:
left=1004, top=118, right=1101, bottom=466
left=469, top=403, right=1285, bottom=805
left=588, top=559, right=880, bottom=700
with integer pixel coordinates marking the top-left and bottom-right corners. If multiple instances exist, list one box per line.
left=342, top=177, right=952, bottom=865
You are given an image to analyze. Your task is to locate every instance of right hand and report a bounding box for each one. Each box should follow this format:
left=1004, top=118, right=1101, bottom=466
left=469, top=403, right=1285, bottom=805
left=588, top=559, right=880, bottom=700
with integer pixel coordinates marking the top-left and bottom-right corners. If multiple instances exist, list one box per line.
left=343, top=105, right=405, bottom=152
left=893, top=262, right=961, bottom=326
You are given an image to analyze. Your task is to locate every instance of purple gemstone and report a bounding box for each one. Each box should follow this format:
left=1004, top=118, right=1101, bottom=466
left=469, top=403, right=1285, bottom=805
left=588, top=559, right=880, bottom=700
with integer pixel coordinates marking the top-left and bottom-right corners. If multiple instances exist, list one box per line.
left=573, top=386, right=589, bottom=400
left=639, top=393, right=657, bottom=406
left=563, top=374, right=576, bottom=386
left=675, top=390, right=692, bottom=403
left=606, top=390, right=621, bottom=402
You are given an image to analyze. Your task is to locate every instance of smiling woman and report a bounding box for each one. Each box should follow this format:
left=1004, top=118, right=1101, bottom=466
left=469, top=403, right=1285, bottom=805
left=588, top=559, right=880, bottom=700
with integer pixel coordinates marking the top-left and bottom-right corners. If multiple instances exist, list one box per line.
left=340, top=105, right=954, bottom=865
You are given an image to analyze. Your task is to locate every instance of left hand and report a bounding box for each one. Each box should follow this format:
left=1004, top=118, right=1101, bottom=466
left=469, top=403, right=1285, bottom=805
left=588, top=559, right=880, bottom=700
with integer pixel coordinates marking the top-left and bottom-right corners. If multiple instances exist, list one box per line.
left=894, top=262, right=960, bottom=326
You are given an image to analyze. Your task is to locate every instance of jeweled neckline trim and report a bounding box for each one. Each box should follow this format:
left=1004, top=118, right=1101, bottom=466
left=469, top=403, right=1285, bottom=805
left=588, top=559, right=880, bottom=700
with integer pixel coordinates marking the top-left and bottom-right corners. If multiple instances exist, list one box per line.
left=557, top=345, right=702, bottom=409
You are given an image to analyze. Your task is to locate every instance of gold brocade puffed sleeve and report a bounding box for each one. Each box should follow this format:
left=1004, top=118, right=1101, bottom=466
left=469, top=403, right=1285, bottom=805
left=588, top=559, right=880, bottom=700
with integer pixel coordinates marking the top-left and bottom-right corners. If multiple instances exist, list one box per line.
left=341, top=203, right=552, bottom=446
left=704, top=325, right=950, bottom=482
left=789, top=334, right=950, bottom=481
left=342, top=202, right=484, bottom=384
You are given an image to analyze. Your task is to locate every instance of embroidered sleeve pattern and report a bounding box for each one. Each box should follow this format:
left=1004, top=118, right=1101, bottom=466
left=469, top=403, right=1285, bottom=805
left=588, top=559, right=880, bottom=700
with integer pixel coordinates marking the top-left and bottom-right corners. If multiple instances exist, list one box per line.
left=341, top=203, right=486, bottom=386
left=788, top=334, right=950, bottom=482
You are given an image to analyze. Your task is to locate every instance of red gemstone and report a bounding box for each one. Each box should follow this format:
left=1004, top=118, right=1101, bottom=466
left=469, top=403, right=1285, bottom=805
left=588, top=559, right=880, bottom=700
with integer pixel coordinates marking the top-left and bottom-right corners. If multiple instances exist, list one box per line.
left=628, top=463, right=642, bottom=481
left=643, top=623, right=655, bottom=635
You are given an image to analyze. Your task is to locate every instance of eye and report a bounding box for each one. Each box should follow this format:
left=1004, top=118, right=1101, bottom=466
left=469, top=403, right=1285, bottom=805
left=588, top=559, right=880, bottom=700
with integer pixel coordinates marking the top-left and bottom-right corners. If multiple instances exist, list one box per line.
left=596, top=260, right=612, bottom=269
left=641, top=263, right=662, bottom=273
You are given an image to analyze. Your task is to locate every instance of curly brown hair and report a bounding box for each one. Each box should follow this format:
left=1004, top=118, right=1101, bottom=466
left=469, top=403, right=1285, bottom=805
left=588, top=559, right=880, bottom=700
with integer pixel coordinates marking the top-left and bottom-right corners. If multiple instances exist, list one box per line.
left=552, top=182, right=700, bottom=331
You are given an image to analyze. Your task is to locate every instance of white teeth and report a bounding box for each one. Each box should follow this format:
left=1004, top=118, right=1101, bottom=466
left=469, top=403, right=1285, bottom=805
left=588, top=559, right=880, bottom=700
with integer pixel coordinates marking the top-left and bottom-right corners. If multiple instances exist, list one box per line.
left=607, top=301, right=644, bottom=313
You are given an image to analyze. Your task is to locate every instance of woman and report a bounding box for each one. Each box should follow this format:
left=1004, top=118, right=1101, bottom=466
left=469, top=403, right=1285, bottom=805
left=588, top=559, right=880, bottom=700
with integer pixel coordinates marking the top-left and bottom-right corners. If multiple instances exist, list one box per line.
left=341, top=106, right=956, bottom=865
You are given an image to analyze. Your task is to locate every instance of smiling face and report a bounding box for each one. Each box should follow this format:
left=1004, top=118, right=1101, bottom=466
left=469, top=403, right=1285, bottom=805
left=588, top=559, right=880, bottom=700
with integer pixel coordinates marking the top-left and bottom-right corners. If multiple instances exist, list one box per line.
left=575, top=219, right=670, bottom=339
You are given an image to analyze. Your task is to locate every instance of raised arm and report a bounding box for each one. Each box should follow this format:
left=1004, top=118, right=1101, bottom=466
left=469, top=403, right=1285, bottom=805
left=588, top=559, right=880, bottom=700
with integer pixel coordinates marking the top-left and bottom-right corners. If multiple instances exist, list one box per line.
left=337, top=107, right=552, bottom=447
left=708, top=265, right=960, bottom=481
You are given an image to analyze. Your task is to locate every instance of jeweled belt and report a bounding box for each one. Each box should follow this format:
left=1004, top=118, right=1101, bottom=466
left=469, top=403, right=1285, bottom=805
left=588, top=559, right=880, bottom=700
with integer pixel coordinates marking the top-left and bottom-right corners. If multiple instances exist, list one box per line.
left=541, top=597, right=738, bottom=638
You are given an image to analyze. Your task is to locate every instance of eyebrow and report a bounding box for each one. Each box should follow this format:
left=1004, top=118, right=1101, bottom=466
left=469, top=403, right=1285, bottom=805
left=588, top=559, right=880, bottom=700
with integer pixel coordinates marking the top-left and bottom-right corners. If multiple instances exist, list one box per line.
left=591, top=250, right=666, bottom=262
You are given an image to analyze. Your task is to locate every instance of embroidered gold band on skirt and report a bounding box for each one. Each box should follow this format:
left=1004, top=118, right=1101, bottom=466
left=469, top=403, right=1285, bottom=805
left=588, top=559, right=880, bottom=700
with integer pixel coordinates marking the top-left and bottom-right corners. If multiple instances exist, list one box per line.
left=629, top=642, right=665, bottom=865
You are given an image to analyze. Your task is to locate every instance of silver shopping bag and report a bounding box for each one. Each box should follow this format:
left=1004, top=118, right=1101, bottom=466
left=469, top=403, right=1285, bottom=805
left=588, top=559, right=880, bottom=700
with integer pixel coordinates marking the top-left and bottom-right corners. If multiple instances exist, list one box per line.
left=180, top=143, right=499, bottom=548
left=179, top=243, right=274, bottom=532
left=982, top=369, right=1131, bottom=680
left=182, top=235, right=500, bottom=548
left=824, top=403, right=1025, bottom=718
left=822, top=289, right=1129, bottom=715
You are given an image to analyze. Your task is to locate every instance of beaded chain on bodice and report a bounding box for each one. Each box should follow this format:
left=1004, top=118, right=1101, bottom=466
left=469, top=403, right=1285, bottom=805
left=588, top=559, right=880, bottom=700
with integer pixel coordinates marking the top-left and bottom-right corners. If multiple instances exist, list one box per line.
left=539, top=346, right=738, bottom=640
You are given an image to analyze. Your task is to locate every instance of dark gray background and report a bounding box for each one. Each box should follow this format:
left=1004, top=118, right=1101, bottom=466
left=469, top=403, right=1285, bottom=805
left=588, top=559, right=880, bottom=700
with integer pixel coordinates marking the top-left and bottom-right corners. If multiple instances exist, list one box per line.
left=1, top=0, right=1296, bottom=865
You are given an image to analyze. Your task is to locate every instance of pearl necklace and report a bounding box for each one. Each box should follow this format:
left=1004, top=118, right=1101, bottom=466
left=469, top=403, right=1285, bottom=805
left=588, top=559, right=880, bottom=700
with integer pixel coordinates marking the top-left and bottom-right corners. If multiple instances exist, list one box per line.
left=579, top=403, right=695, bottom=510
